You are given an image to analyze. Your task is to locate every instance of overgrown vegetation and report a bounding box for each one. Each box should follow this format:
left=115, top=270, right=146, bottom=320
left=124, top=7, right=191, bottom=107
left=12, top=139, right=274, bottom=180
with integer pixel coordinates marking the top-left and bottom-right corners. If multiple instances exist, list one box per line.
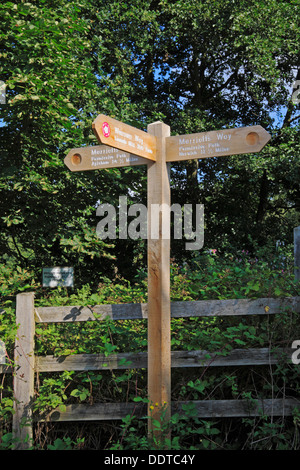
left=0, top=247, right=299, bottom=450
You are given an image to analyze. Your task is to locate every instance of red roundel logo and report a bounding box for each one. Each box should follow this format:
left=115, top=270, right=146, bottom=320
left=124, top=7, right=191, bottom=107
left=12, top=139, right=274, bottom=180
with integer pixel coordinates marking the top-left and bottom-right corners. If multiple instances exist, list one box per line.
left=102, top=122, right=111, bottom=138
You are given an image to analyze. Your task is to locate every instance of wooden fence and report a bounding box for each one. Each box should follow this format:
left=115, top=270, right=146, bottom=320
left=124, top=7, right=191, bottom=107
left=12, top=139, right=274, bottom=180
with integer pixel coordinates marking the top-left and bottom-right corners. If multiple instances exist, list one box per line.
left=1, top=225, right=299, bottom=448
left=6, top=292, right=300, bottom=448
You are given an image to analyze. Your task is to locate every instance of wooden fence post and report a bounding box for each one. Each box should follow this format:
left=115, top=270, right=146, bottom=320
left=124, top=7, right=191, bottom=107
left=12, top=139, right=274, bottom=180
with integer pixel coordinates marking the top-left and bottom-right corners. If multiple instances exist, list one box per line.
left=13, top=292, right=35, bottom=449
left=295, top=226, right=300, bottom=281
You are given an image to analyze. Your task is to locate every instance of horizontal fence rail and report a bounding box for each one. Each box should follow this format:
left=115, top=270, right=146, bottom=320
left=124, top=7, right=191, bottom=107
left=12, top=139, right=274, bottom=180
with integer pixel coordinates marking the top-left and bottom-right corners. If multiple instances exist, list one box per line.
left=39, top=398, right=300, bottom=423
left=34, top=296, right=300, bottom=323
left=1, top=347, right=296, bottom=375
left=35, top=347, right=293, bottom=373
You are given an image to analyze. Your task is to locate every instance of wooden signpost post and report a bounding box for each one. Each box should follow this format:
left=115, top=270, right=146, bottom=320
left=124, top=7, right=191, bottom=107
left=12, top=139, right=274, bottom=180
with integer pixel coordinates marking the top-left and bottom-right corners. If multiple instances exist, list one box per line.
left=65, top=114, right=271, bottom=436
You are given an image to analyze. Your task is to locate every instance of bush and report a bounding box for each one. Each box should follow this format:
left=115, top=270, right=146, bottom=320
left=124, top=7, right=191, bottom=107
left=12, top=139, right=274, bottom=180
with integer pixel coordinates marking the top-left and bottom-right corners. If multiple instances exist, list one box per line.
left=0, top=248, right=299, bottom=449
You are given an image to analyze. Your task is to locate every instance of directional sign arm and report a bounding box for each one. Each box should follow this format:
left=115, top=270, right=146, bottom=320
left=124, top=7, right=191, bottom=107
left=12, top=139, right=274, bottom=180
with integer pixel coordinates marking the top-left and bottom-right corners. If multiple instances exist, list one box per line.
left=64, top=145, right=149, bottom=171
left=92, top=114, right=156, bottom=161
left=166, top=125, right=271, bottom=162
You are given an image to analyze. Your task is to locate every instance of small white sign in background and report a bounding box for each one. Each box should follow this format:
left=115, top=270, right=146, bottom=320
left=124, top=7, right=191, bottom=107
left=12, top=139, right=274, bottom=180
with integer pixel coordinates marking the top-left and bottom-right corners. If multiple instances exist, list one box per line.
left=0, top=340, right=6, bottom=364
left=43, top=267, right=74, bottom=287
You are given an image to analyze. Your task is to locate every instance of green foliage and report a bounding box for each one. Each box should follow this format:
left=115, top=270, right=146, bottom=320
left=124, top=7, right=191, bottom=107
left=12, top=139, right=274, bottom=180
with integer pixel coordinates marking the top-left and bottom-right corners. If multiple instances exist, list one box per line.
left=33, top=371, right=74, bottom=415
left=0, top=0, right=147, bottom=285
left=0, top=0, right=299, bottom=284
left=0, top=248, right=299, bottom=449
left=112, top=401, right=223, bottom=450
left=47, top=437, right=85, bottom=451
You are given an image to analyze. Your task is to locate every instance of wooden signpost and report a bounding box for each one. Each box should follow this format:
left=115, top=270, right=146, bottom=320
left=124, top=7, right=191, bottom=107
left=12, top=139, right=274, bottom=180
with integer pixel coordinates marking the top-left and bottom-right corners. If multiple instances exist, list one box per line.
left=65, top=115, right=271, bottom=436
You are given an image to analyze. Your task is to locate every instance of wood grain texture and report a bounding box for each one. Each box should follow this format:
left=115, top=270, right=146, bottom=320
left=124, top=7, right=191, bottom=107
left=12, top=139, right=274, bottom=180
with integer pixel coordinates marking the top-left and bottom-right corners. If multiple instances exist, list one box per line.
left=34, top=297, right=300, bottom=323
left=39, top=398, right=300, bottom=422
left=13, top=292, right=35, bottom=449
left=166, top=125, right=271, bottom=162
left=92, top=114, right=156, bottom=161
left=35, top=348, right=293, bottom=373
left=64, top=145, right=149, bottom=172
left=147, top=121, right=171, bottom=426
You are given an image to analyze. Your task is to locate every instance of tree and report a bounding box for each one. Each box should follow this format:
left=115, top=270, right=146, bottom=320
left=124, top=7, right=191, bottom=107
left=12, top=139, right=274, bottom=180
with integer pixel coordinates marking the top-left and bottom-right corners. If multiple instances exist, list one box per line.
left=86, top=0, right=300, bottom=254
left=1, top=0, right=299, bottom=289
left=0, top=0, right=147, bottom=285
